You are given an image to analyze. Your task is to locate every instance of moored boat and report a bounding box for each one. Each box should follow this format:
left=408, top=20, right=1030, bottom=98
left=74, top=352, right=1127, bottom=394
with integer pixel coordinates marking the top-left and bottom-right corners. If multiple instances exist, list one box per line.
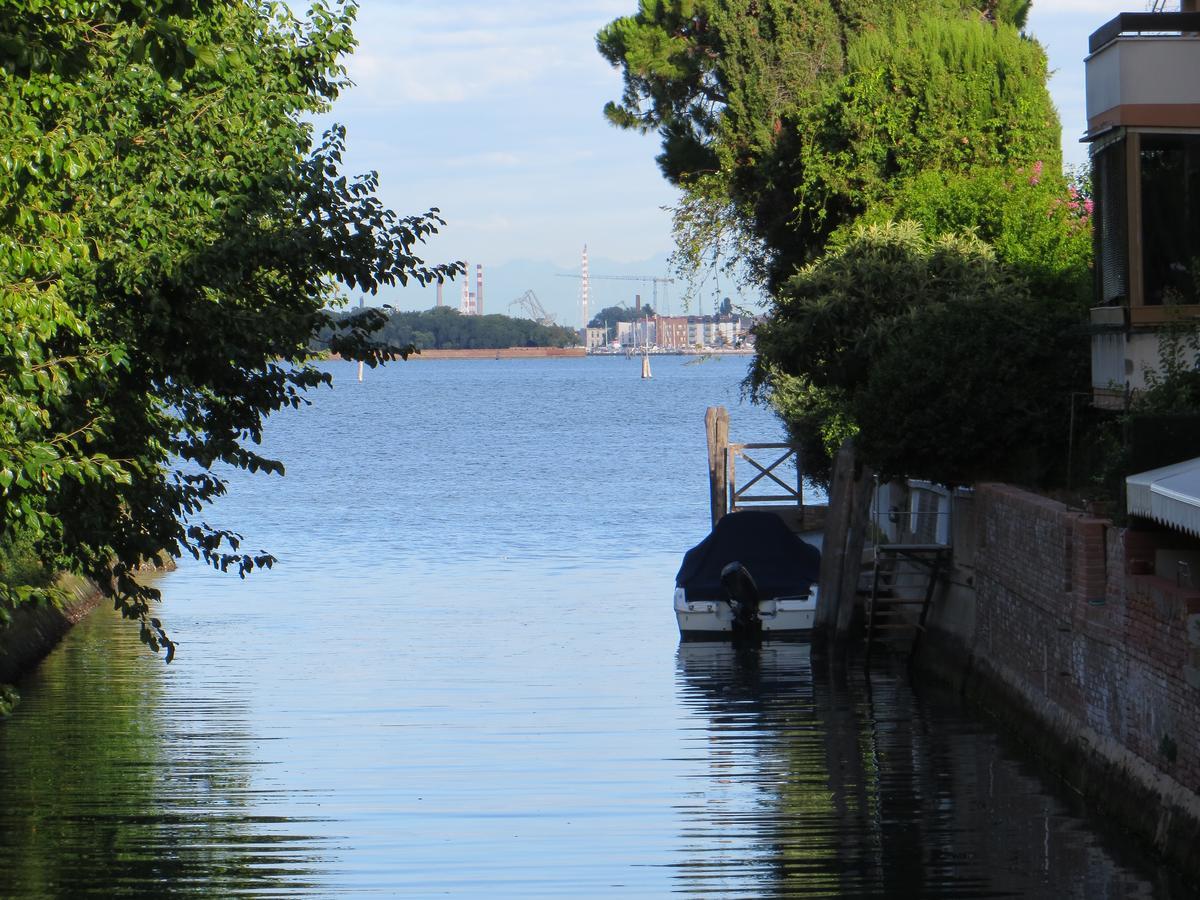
left=674, top=510, right=820, bottom=641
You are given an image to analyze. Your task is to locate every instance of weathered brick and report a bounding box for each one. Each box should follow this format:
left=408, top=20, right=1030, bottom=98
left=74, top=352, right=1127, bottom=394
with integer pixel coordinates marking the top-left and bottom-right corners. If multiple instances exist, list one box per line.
left=970, top=484, right=1200, bottom=784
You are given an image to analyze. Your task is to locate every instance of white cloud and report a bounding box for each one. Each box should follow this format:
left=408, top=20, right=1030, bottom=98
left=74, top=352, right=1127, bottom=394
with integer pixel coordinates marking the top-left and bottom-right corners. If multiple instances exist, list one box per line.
left=330, top=0, right=1148, bottom=270
left=339, top=2, right=622, bottom=107
left=348, top=42, right=569, bottom=104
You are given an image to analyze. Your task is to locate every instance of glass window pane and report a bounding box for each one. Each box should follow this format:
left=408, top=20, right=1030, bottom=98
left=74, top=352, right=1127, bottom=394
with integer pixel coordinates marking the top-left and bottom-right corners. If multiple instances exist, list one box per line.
left=1141, top=134, right=1200, bottom=305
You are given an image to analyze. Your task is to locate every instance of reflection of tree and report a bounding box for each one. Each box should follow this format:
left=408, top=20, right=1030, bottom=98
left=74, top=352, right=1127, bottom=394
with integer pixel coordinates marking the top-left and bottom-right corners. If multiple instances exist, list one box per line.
left=674, top=643, right=840, bottom=896
left=0, top=608, right=330, bottom=896
left=674, top=644, right=972, bottom=895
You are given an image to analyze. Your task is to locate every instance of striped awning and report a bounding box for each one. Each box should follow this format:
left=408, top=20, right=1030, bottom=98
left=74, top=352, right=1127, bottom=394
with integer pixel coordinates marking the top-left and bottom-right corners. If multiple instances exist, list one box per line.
left=1127, top=457, right=1200, bottom=537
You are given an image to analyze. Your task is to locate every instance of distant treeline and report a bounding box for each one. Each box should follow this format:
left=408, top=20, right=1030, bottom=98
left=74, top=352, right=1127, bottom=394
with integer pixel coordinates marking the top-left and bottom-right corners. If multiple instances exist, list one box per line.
left=320, top=306, right=580, bottom=351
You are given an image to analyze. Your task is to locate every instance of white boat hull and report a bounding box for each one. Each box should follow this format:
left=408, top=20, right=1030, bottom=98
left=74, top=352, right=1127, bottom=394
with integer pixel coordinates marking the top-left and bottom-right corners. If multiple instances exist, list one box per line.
left=674, top=587, right=817, bottom=641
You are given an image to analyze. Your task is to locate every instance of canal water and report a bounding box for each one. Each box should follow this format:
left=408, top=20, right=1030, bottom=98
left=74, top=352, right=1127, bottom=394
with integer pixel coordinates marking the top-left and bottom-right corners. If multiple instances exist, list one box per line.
left=0, top=356, right=1188, bottom=897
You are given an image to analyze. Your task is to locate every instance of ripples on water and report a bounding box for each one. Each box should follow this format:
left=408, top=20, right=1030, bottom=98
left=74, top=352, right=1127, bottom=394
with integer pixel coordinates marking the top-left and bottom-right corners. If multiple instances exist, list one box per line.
left=0, top=357, right=1188, bottom=897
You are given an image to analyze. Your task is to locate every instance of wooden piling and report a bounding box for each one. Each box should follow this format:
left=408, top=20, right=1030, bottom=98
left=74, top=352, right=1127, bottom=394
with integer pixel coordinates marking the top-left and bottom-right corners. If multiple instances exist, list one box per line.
left=834, top=462, right=875, bottom=642
left=705, top=406, right=730, bottom=528
left=815, top=440, right=855, bottom=636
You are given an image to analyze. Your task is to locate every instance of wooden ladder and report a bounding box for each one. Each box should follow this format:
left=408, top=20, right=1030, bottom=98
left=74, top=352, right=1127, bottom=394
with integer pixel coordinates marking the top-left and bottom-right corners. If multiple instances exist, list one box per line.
left=863, top=544, right=950, bottom=662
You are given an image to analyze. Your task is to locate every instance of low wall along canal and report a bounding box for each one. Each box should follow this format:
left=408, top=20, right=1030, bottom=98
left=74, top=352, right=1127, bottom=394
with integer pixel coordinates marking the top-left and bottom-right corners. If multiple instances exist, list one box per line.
left=917, top=483, right=1200, bottom=882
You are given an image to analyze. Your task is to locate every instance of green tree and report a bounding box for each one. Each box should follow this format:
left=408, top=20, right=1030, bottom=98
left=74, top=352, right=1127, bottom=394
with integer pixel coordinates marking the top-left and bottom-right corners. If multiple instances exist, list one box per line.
left=0, top=1, right=458, bottom=656
left=751, top=223, right=1087, bottom=486
left=587, top=304, right=657, bottom=332
left=337, top=307, right=580, bottom=351
left=598, top=1, right=1057, bottom=288
left=847, top=162, right=1093, bottom=304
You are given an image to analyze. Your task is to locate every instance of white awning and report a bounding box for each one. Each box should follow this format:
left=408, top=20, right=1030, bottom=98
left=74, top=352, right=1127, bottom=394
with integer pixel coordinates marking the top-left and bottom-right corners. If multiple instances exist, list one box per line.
left=1127, top=457, right=1200, bottom=537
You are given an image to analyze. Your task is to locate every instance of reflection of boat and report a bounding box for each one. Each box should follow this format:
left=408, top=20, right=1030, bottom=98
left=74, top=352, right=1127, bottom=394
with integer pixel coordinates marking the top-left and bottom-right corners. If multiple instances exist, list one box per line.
left=676, top=641, right=813, bottom=697
left=674, top=511, right=820, bottom=641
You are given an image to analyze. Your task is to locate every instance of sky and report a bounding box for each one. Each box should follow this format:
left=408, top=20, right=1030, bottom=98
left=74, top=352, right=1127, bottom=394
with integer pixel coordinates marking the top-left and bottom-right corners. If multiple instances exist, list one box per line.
left=314, top=0, right=1157, bottom=324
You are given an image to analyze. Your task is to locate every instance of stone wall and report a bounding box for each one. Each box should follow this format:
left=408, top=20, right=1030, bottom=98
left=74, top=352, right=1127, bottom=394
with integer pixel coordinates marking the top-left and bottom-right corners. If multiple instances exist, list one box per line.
left=0, top=576, right=100, bottom=685
left=0, top=557, right=174, bottom=688
left=917, top=483, right=1200, bottom=882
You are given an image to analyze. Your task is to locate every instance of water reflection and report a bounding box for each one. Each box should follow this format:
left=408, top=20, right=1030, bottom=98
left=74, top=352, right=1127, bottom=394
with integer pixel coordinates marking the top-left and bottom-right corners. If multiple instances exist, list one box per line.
left=0, top=607, right=332, bottom=898
left=674, top=644, right=1181, bottom=899
left=0, top=358, right=1190, bottom=896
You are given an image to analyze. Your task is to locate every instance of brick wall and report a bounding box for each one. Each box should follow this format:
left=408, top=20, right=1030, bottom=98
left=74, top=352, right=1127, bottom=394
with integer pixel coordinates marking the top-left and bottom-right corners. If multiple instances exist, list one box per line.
left=970, top=482, right=1200, bottom=797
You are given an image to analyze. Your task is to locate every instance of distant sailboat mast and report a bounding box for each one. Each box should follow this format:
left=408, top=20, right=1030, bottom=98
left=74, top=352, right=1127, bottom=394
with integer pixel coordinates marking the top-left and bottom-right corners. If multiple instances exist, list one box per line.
left=640, top=313, right=651, bottom=379
left=580, top=244, right=590, bottom=330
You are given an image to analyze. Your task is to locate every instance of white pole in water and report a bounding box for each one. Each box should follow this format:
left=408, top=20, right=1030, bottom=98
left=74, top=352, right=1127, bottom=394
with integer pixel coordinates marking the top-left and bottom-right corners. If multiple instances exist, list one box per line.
left=581, top=244, right=590, bottom=330
left=357, top=296, right=364, bottom=383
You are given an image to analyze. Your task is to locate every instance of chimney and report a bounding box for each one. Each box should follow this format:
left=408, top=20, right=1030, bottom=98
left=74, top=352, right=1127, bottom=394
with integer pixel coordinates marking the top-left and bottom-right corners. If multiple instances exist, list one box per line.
left=476, top=264, right=484, bottom=316
left=437, top=280, right=443, bottom=307
left=635, top=294, right=641, bottom=312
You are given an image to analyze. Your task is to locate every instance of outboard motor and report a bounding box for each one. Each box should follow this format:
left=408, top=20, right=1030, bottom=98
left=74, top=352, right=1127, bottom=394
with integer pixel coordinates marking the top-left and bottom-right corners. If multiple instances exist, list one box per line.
left=720, top=561, right=762, bottom=641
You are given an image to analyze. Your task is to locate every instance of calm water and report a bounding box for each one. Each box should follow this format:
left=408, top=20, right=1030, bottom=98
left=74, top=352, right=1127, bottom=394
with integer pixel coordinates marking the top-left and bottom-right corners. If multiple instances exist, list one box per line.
left=0, top=356, right=1188, bottom=897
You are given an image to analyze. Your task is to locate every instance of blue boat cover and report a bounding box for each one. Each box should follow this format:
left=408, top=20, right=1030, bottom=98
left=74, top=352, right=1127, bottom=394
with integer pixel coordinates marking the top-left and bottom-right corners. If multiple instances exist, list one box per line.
left=675, top=511, right=821, bottom=600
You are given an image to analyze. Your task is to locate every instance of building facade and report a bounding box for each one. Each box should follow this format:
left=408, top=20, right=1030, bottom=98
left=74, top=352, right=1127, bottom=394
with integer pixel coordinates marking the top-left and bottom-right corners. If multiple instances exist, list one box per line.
left=1086, top=6, right=1200, bottom=405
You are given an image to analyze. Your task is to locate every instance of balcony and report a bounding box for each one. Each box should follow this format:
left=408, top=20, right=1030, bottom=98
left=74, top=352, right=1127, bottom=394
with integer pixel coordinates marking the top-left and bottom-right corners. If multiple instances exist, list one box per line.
left=1086, top=12, right=1200, bottom=140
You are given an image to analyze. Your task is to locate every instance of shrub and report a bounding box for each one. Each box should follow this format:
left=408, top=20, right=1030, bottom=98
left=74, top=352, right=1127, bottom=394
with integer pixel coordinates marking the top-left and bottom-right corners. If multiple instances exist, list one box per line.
left=753, top=222, right=1088, bottom=486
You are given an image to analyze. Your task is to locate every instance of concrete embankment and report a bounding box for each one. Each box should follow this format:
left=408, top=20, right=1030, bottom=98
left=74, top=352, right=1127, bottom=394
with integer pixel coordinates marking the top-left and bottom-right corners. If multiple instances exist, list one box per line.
left=911, top=483, right=1200, bottom=885
left=0, top=559, right=176, bottom=689
left=0, top=576, right=103, bottom=686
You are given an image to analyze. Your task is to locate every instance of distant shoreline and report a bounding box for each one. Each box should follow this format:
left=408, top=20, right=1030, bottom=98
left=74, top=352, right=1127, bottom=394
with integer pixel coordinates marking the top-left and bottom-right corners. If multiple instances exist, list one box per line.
left=324, top=347, right=585, bottom=362
left=324, top=346, right=755, bottom=362
left=413, top=347, right=586, bottom=360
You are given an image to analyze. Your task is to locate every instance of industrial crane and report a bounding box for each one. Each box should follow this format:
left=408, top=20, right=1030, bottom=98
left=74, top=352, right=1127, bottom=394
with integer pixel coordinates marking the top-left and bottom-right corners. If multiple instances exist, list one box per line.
left=507, top=290, right=556, bottom=327
left=555, top=272, right=675, bottom=312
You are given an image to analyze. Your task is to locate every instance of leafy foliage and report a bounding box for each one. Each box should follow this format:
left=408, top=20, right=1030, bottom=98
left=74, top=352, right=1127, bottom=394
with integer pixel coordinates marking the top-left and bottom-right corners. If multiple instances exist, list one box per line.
left=0, top=1, right=459, bottom=656
left=752, top=223, right=1088, bottom=486
left=587, top=304, right=657, bottom=332
left=1137, top=324, right=1200, bottom=415
left=847, top=162, right=1093, bottom=304
left=0, top=683, right=16, bottom=717
left=599, top=1, right=1058, bottom=289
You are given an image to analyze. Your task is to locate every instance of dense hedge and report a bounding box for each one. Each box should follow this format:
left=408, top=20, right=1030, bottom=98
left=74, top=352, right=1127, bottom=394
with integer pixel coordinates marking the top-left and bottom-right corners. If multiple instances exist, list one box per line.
left=752, top=223, right=1088, bottom=486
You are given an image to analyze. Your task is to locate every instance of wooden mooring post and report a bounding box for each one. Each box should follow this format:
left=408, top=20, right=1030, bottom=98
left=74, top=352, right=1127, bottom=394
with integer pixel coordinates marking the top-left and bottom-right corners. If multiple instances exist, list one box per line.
left=705, top=406, right=730, bottom=527
left=815, top=441, right=853, bottom=636
left=815, top=439, right=874, bottom=649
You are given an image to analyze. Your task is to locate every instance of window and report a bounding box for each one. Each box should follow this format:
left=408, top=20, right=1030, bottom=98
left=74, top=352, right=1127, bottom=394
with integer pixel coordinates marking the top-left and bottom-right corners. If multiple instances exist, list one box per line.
left=1093, top=139, right=1128, bottom=305
left=1141, top=134, right=1200, bottom=305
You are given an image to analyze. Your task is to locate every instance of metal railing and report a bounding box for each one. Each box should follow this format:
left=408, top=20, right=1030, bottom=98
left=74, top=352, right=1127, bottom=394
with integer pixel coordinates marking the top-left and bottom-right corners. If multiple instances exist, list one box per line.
left=869, top=479, right=953, bottom=550
left=1089, top=11, right=1200, bottom=53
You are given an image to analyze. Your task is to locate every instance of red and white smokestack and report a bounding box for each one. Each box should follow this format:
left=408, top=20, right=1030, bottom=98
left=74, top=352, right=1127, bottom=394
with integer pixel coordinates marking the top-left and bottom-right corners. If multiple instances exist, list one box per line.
left=437, top=280, right=443, bottom=307
left=476, top=264, right=484, bottom=316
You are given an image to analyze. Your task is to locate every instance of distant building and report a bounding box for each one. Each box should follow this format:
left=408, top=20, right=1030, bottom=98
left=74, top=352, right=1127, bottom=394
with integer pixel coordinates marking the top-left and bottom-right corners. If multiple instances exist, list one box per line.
left=686, top=314, right=750, bottom=348
left=654, top=315, right=689, bottom=350
left=584, top=313, right=751, bottom=351
left=616, top=319, right=654, bottom=348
